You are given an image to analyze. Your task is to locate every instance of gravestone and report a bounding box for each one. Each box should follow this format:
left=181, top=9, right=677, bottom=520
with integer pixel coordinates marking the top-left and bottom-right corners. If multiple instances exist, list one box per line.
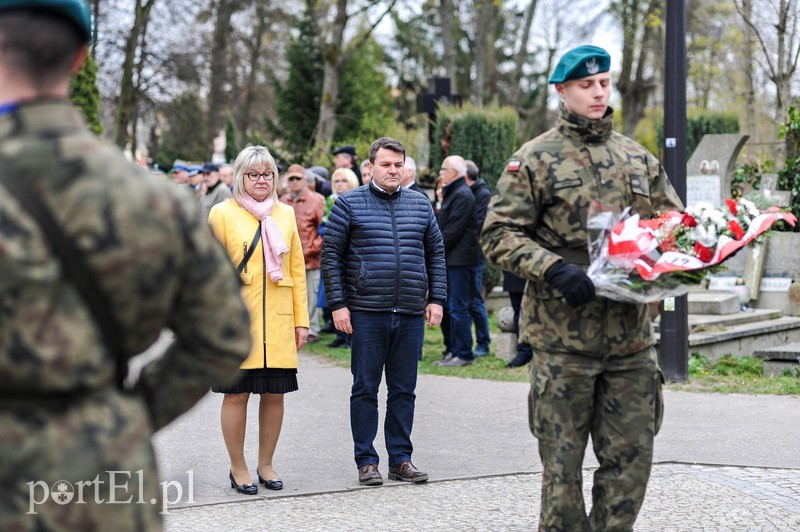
left=685, top=134, right=749, bottom=208
left=759, top=172, right=792, bottom=207
left=714, top=233, right=800, bottom=314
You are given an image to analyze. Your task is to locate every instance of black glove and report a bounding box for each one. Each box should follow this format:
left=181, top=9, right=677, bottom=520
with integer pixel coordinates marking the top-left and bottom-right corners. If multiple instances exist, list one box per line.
left=544, top=260, right=596, bottom=308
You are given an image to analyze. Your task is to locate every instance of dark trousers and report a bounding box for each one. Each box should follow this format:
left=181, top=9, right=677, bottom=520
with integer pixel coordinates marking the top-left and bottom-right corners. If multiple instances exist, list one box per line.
left=447, top=265, right=478, bottom=360
left=350, top=311, right=424, bottom=468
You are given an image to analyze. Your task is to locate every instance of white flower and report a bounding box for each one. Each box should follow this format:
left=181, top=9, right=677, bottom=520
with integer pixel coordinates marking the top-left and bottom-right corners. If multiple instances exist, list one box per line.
left=689, top=224, right=718, bottom=247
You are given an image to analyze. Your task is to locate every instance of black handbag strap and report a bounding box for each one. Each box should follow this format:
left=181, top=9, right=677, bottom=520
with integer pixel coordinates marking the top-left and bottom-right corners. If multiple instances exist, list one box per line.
left=236, top=222, right=262, bottom=274
left=0, top=170, right=127, bottom=390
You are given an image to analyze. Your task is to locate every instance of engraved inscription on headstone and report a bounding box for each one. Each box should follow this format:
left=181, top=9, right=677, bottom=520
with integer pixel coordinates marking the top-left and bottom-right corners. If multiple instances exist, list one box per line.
left=686, top=174, right=722, bottom=207
left=760, top=277, right=792, bottom=292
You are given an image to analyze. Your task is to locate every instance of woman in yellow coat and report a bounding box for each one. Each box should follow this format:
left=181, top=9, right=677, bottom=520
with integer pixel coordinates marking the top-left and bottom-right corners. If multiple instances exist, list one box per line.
left=208, top=146, right=309, bottom=494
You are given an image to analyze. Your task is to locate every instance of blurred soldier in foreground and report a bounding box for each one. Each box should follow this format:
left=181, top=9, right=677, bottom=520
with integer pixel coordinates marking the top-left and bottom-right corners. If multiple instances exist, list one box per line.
left=482, top=45, right=682, bottom=530
left=0, top=1, right=250, bottom=530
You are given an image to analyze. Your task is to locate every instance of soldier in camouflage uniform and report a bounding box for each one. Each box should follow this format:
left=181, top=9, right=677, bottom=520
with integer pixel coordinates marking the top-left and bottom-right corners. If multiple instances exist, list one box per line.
left=0, top=2, right=250, bottom=530
left=481, top=45, right=683, bottom=531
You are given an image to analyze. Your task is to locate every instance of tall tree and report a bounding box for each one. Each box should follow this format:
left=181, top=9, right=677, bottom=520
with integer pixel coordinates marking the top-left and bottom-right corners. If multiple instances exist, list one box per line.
left=310, top=0, right=398, bottom=162
left=206, top=0, right=240, bottom=152
left=235, top=1, right=272, bottom=139
left=735, top=0, right=800, bottom=129
left=741, top=0, right=759, bottom=138
left=471, top=0, right=498, bottom=106
left=509, top=0, right=538, bottom=107
left=612, top=0, right=662, bottom=136
left=71, top=54, right=103, bottom=135
left=113, top=0, right=157, bottom=150
left=272, top=12, right=324, bottom=160
left=439, top=0, right=458, bottom=95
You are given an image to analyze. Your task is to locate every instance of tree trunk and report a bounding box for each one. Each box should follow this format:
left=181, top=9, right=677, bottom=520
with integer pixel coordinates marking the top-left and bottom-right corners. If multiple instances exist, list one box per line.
left=113, top=0, right=156, bottom=150
left=471, top=3, right=493, bottom=105
left=741, top=0, right=758, bottom=139
left=615, top=0, right=659, bottom=136
left=310, top=0, right=348, bottom=162
left=207, top=0, right=238, bottom=153
left=90, top=0, right=100, bottom=56
left=439, top=0, right=458, bottom=95
left=237, top=2, right=270, bottom=138
left=509, top=0, right=538, bottom=106
left=310, top=0, right=397, bottom=162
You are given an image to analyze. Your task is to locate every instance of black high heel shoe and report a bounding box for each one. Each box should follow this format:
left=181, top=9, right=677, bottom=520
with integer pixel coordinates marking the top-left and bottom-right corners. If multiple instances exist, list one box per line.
left=229, top=471, right=258, bottom=495
left=257, top=468, right=284, bottom=491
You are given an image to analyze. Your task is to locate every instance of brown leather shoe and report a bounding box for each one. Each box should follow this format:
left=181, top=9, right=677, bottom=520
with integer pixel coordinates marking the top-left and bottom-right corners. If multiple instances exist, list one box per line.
left=388, top=461, right=428, bottom=483
left=358, top=464, right=383, bottom=486
left=307, top=335, right=319, bottom=343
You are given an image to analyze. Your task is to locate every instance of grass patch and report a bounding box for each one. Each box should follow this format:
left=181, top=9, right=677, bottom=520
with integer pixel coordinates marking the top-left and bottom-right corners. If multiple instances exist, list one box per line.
left=303, top=330, right=800, bottom=394
left=669, top=353, right=800, bottom=395
left=303, top=325, right=529, bottom=383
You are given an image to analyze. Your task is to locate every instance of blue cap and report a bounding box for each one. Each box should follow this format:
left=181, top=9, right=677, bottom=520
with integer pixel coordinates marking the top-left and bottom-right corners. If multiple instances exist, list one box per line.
left=171, top=163, right=189, bottom=173
left=202, top=162, right=219, bottom=173
left=187, top=166, right=203, bottom=177
left=548, top=45, right=611, bottom=84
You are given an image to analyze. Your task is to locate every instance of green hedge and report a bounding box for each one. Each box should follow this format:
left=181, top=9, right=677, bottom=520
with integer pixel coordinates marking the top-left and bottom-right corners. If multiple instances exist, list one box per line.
left=430, top=103, right=518, bottom=190
left=657, top=111, right=739, bottom=160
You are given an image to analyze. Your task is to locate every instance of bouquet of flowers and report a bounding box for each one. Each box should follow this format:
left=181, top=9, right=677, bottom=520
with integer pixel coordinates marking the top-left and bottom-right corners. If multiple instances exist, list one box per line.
left=585, top=198, right=797, bottom=303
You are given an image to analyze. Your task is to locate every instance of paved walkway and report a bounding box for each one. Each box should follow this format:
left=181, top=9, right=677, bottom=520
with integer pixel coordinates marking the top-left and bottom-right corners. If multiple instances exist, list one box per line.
left=163, top=464, right=800, bottom=530
left=150, top=350, right=800, bottom=530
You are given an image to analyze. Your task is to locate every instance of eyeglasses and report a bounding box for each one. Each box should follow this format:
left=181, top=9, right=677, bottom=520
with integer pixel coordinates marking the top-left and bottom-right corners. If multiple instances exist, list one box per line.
left=287, top=176, right=303, bottom=182
left=332, top=179, right=349, bottom=184
left=245, top=171, right=274, bottom=181
left=439, top=167, right=455, bottom=173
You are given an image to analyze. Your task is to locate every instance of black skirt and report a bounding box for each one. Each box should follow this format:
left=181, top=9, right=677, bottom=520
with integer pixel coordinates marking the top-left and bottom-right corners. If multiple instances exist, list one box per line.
left=212, top=368, right=298, bottom=395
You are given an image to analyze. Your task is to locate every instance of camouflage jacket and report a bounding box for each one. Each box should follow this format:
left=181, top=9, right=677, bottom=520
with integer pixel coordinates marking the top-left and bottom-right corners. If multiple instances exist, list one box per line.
left=0, top=101, right=250, bottom=530
left=482, top=107, right=683, bottom=357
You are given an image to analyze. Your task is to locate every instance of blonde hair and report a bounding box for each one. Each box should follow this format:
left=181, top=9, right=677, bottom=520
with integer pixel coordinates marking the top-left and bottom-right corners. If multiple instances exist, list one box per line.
left=232, top=146, right=279, bottom=199
left=331, top=168, right=359, bottom=191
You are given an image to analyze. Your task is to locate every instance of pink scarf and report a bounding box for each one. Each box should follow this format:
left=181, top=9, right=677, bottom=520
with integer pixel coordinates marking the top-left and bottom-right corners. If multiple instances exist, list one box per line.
left=236, top=193, right=289, bottom=282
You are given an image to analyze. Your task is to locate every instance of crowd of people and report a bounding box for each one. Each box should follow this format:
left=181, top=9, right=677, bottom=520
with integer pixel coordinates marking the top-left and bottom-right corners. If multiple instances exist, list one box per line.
left=0, top=2, right=674, bottom=529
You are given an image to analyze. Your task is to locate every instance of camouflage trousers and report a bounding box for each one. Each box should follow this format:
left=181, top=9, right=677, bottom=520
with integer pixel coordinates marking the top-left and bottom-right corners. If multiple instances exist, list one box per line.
left=528, top=347, right=664, bottom=532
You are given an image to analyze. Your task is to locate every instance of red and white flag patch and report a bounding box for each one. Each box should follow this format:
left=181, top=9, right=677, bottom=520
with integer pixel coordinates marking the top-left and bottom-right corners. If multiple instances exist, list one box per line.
left=506, top=160, right=522, bottom=172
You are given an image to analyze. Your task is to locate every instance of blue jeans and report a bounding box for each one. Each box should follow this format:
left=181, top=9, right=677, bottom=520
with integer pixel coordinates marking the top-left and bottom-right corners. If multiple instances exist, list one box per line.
left=350, top=311, right=424, bottom=468
left=447, top=265, right=477, bottom=360
left=470, top=262, right=491, bottom=351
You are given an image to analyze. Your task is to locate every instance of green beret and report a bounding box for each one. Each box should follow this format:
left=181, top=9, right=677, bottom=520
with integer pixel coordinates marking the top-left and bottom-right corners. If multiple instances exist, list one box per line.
left=0, top=0, right=92, bottom=43
left=548, top=45, right=611, bottom=84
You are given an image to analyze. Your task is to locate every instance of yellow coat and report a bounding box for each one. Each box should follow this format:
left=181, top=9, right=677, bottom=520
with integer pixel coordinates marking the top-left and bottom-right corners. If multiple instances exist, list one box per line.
left=209, top=198, right=309, bottom=369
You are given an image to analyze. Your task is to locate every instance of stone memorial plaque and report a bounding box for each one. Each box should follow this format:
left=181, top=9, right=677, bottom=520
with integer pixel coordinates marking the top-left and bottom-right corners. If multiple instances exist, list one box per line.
left=708, top=276, right=738, bottom=290
left=763, top=233, right=800, bottom=279
left=686, top=174, right=722, bottom=207
left=686, top=134, right=749, bottom=206
left=760, top=277, right=792, bottom=292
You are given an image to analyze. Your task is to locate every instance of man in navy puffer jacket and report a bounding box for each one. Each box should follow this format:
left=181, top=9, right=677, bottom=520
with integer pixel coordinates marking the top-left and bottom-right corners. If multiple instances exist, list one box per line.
left=322, top=137, right=447, bottom=487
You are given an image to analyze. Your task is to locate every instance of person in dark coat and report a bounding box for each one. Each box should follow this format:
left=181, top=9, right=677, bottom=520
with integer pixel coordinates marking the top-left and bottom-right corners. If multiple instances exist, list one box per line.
left=322, top=137, right=446, bottom=487
left=502, top=271, right=533, bottom=368
left=333, top=144, right=363, bottom=185
left=434, top=155, right=482, bottom=367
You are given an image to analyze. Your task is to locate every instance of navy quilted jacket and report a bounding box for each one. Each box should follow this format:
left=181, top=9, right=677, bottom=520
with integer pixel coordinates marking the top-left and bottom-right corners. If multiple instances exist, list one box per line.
left=322, top=182, right=447, bottom=315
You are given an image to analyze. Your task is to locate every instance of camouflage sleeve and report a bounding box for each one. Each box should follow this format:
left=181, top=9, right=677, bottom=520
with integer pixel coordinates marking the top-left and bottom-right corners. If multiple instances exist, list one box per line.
left=648, top=152, right=684, bottom=213
left=481, top=156, right=562, bottom=281
left=135, top=191, right=250, bottom=431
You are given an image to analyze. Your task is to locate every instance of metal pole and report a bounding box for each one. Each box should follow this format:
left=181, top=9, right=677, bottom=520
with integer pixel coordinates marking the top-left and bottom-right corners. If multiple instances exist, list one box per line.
left=660, top=0, right=689, bottom=381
